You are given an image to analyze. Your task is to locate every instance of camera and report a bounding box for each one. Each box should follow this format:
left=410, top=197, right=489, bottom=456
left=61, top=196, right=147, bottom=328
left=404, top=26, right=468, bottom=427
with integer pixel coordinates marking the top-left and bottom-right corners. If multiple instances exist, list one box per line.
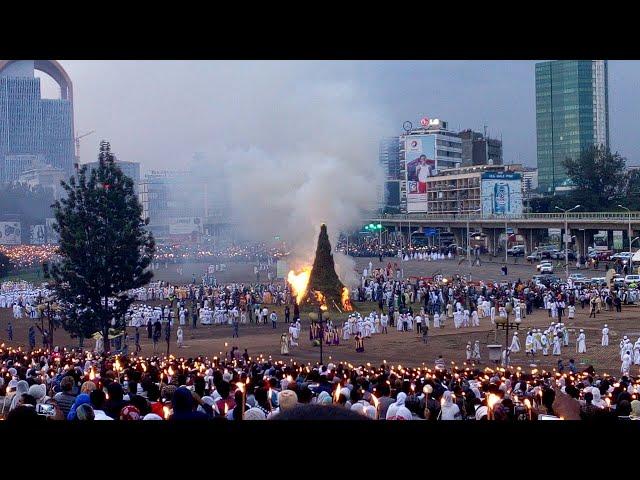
left=36, top=404, right=56, bottom=416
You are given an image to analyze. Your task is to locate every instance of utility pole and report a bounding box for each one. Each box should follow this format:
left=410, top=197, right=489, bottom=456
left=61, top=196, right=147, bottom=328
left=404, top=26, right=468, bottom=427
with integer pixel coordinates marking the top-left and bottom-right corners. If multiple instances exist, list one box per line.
left=618, top=205, right=632, bottom=257
left=555, top=205, right=581, bottom=279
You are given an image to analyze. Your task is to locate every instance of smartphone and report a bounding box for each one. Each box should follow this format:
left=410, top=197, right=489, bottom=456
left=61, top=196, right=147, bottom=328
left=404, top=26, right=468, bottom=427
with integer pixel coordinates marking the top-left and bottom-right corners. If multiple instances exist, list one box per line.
left=36, top=404, right=56, bottom=416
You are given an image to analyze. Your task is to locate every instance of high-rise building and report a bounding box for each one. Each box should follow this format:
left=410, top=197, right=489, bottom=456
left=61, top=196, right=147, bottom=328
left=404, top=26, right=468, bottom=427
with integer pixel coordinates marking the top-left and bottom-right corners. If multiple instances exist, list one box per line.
left=83, top=157, right=141, bottom=191
left=378, top=136, right=401, bottom=211
left=0, top=60, right=75, bottom=182
left=400, top=118, right=462, bottom=213
left=535, top=60, right=609, bottom=193
left=521, top=167, right=538, bottom=194
left=139, top=154, right=233, bottom=244
left=459, top=129, right=503, bottom=166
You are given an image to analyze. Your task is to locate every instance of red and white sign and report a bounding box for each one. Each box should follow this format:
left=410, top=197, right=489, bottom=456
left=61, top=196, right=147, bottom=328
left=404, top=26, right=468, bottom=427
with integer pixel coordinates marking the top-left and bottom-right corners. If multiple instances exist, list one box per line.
left=420, top=117, right=430, bottom=127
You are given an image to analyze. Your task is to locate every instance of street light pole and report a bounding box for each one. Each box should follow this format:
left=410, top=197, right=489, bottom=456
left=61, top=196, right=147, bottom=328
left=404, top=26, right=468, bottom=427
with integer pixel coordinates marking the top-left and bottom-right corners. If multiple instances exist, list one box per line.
left=555, top=205, right=581, bottom=279
left=618, top=205, right=632, bottom=257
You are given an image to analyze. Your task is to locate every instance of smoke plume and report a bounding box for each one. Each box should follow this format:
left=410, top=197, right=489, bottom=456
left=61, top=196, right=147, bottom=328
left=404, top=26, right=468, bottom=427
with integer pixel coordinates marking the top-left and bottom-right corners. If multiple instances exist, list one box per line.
left=205, top=64, right=390, bottom=287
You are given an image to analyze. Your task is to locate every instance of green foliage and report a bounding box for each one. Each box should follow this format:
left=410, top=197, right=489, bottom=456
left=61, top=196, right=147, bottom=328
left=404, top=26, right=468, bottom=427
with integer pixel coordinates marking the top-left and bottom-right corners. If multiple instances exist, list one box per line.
left=49, top=141, right=155, bottom=352
left=560, top=145, right=629, bottom=211
left=307, top=223, right=344, bottom=304
left=0, top=251, right=12, bottom=277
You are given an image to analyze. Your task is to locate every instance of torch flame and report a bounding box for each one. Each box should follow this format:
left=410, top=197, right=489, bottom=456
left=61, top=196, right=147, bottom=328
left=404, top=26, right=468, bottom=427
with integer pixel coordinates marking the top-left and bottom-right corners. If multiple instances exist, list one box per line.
left=341, top=287, right=353, bottom=312
left=287, top=267, right=312, bottom=304
left=89, top=369, right=95, bottom=381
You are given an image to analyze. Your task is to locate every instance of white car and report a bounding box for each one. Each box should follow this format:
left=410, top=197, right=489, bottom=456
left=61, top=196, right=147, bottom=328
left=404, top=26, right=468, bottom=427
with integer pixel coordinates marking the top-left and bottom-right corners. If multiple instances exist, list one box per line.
left=624, top=274, right=640, bottom=285
left=569, top=273, right=586, bottom=281
left=539, top=262, right=554, bottom=274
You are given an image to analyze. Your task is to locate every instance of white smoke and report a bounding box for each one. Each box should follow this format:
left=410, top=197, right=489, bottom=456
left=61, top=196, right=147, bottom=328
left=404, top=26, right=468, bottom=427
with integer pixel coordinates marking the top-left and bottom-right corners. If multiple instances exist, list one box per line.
left=201, top=63, right=390, bottom=288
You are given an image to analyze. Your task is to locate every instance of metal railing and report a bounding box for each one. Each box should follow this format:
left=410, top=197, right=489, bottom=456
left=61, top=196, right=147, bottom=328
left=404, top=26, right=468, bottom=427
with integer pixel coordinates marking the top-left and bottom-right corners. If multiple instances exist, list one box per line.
left=366, top=212, right=640, bottom=222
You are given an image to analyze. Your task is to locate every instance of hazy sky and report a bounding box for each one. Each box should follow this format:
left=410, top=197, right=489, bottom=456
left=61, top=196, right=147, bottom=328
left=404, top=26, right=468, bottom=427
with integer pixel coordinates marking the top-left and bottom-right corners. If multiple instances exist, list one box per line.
left=43, top=60, right=640, bottom=171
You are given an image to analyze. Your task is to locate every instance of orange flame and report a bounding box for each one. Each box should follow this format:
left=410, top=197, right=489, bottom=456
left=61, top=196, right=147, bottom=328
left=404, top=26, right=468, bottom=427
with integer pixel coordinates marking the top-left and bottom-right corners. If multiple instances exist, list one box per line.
left=341, top=287, right=353, bottom=312
left=313, top=291, right=328, bottom=311
left=287, top=267, right=312, bottom=304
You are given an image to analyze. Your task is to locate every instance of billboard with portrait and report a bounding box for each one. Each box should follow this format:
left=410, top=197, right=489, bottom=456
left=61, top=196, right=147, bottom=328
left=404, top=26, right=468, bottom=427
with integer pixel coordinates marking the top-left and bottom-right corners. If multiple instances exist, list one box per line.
left=0, top=222, right=21, bottom=245
left=481, top=172, right=523, bottom=217
left=30, top=224, right=46, bottom=245
left=404, top=135, right=436, bottom=213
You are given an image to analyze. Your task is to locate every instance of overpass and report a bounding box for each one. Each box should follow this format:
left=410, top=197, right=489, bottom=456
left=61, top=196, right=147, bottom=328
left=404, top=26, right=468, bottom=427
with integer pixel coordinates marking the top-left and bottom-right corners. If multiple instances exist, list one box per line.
left=363, top=212, right=640, bottom=256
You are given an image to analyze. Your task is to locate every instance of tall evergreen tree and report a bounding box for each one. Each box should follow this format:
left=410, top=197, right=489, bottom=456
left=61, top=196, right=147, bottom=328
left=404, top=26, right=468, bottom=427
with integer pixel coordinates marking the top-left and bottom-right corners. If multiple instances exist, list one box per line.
left=562, top=145, right=627, bottom=210
left=49, top=141, right=155, bottom=352
left=306, top=224, right=344, bottom=305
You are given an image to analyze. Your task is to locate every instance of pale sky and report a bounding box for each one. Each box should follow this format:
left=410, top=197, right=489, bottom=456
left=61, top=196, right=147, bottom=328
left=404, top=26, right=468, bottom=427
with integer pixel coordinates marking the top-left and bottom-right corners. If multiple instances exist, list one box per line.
left=39, top=60, right=640, bottom=172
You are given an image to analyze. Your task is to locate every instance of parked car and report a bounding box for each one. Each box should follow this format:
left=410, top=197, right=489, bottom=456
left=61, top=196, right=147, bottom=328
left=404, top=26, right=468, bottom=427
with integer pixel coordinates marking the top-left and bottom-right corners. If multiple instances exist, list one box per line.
left=590, top=277, right=607, bottom=286
left=624, top=274, right=640, bottom=285
left=508, top=245, right=526, bottom=257
left=569, top=273, right=586, bottom=281
left=539, top=262, right=554, bottom=274
left=527, top=251, right=543, bottom=262
left=552, top=249, right=576, bottom=260
left=612, top=274, right=625, bottom=286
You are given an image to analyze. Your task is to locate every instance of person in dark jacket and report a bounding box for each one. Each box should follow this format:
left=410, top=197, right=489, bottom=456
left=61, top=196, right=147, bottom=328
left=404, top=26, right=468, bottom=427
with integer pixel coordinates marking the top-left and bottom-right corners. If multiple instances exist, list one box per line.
left=104, top=382, right=126, bottom=420
left=171, top=387, right=209, bottom=420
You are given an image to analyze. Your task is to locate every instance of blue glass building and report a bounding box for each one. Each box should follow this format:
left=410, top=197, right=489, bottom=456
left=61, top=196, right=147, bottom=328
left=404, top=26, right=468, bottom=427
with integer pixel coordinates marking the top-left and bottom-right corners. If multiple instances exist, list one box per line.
left=0, top=60, right=74, bottom=182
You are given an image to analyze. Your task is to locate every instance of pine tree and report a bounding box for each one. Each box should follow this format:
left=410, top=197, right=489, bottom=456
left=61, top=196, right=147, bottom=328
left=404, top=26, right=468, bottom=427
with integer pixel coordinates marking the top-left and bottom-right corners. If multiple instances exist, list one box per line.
left=306, top=224, right=344, bottom=305
left=49, top=141, right=155, bottom=353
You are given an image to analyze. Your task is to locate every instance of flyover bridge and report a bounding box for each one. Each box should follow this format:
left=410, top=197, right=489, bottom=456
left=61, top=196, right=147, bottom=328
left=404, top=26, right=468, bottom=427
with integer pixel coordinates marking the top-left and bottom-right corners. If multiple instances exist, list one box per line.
left=363, top=212, right=640, bottom=255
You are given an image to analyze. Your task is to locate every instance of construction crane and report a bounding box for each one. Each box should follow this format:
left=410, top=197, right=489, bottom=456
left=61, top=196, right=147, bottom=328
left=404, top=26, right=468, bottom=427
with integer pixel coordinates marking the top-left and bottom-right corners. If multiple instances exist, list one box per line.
left=74, top=130, right=95, bottom=165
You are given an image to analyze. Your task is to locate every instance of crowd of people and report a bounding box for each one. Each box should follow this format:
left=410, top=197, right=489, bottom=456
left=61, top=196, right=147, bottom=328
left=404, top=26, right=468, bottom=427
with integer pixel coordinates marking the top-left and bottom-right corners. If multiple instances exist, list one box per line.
left=1, top=343, right=638, bottom=421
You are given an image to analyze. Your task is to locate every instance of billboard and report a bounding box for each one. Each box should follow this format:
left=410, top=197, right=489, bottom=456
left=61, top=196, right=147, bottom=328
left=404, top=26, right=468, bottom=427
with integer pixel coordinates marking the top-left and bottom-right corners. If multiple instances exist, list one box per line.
left=0, top=222, right=21, bottom=245
left=404, top=134, right=436, bottom=213
left=30, top=224, right=46, bottom=245
left=481, top=172, right=523, bottom=217
left=613, top=230, right=623, bottom=250
left=168, top=217, right=202, bottom=235
left=45, top=218, right=59, bottom=244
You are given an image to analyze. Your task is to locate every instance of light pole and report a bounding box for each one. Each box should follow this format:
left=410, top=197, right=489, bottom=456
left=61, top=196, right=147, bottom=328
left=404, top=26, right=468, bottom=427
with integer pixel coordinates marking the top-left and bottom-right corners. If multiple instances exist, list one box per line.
left=555, top=204, right=581, bottom=279
left=631, top=236, right=640, bottom=274
left=467, top=208, right=481, bottom=270
left=618, top=205, right=633, bottom=257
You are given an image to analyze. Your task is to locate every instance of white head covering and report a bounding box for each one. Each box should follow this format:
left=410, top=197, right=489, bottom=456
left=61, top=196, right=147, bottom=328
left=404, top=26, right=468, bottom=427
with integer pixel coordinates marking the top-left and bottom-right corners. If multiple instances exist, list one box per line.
left=143, top=413, right=163, bottom=420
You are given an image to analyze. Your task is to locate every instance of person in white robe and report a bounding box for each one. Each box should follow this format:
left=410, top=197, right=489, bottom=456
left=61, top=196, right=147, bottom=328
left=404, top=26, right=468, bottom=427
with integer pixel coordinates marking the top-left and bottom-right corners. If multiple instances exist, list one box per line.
left=601, top=325, right=609, bottom=346
left=490, top=305, right=496, bottom=324
left=541, top=331, right=549, bottom=355
left=471, top=310, right=480, bottom=327
left=525, top=331, right=534, bottom=356
left=622, top=351, right=632, bottom=376
left=563, top=324, right=570, bottom=347
left=568, top=304, right=575, bottom=320
left=472, top=341, right=481, bottom=363
left=179, top=308, right=186, bottom=326
left=463, top=310, right=470, bottom=328
left=514, top=304, right=522, bottom=323
left=633, top=339, right=640, bottom=365
left=466, top=342, right=472, bottom=361
left=177, top=327, right=184, bottom=348
left=552, top=334, right=562, bottom=356
left=577, top=329, right=586, bottom=354
left=509, top=332, right=521, bottom=353
left=433, top=312, right=440, bottom=329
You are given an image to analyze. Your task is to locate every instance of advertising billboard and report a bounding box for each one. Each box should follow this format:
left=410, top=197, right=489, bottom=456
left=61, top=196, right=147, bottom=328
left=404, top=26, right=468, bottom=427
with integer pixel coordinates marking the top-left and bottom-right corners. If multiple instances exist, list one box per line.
left=45, top=218, right=59, bottom=244
left=30, top=224, right=46, bottom=245
left=404, top=134, right=436, bottom=213
left=0, top=222, right=21, bottom=245
left=481, top=172, right=523, bottom=217
left=613, top=230, right=623, bottom=251
left=168, top=217, right=202, bottom=235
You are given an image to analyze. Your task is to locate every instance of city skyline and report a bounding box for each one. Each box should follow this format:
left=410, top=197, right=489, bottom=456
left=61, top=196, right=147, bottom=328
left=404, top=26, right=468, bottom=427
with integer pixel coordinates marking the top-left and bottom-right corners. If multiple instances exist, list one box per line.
left=45, top=60, right=640, bottom=173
